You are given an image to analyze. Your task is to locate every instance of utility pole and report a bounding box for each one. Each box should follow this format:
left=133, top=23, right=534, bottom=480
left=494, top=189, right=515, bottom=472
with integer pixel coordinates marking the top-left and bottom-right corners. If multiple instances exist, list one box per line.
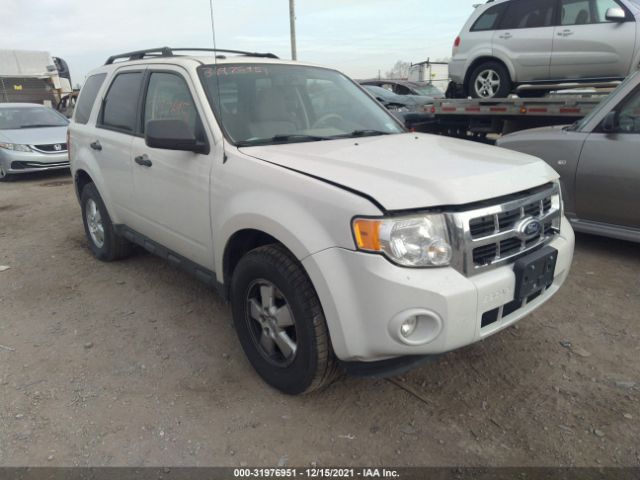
left=289, top=0, right=297, bottom=60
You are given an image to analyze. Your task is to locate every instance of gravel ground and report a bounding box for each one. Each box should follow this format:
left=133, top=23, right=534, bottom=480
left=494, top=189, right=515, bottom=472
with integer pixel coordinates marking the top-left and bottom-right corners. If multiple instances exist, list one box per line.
left=0, top=170, right=638, bottom=467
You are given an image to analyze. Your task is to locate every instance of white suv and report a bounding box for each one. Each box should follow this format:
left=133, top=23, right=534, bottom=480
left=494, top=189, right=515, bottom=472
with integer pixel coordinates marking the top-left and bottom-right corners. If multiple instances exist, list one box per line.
left=69, top=47, right=575, bottom=394
left=448, top=0, right=640, bottom=98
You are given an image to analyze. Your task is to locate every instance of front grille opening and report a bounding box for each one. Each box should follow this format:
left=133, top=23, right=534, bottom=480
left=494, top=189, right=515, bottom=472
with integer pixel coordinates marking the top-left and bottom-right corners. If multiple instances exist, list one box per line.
left=500, top=237, right=521, bottom=257
left=543, top=198, right=552, bottom=213
left=524, top=202, right=541, bottom=216
left=473, top=244, right=497, bottom=265
left=502, top=299, right=522, bottom=317
left=470, top=215, right=495, bottom=238
left=481, top=308, right=500, bottom=328
left=498, top=209, right=520, bottom=229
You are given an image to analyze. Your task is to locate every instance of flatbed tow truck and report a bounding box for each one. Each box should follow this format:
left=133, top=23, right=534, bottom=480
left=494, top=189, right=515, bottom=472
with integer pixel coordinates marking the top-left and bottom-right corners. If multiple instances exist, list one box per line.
left=422, top=87, right=616, bottom=143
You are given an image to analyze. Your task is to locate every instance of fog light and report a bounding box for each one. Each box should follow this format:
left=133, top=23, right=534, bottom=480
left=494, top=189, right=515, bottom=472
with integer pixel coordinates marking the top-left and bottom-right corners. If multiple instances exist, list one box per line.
left=400, top=316, right=418, bottom=338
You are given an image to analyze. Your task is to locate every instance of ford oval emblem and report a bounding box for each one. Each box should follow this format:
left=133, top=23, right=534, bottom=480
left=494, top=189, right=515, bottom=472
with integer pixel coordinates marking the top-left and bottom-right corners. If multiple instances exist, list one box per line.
left=516, top=217, right=542, bottom=240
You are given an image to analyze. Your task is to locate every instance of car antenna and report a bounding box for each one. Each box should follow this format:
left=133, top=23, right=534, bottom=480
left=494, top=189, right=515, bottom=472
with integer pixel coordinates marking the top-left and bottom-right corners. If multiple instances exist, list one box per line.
left=209, top=0, right=228, bottom=164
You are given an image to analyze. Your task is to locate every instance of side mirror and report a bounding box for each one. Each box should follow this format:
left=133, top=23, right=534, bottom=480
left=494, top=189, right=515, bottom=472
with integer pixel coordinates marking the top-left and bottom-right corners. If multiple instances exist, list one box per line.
left=601, top=110, right=618, bottom=133
left=605, top=7, right=626, bottom=22
left=145, top=119, right=208, bottom=154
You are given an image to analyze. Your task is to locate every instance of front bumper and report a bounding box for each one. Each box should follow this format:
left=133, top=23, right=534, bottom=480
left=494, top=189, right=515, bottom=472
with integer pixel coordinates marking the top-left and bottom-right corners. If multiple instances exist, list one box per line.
left=0, top=150, right=69, bottom=175
left=302, top=217, right=574, bottom=362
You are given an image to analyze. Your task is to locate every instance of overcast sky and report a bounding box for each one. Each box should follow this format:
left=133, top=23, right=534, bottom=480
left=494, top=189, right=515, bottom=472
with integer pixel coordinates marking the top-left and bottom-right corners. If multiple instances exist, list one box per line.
left=5, top=0, right=478, bottom=85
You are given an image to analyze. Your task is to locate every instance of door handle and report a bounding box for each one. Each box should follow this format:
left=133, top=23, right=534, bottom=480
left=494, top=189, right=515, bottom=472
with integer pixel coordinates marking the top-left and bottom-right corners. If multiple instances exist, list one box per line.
left=134, top=154, right=152, bottom=167
left=499, top=33, right=512, bottom=39
left=90, top=140, right=102, bottom=151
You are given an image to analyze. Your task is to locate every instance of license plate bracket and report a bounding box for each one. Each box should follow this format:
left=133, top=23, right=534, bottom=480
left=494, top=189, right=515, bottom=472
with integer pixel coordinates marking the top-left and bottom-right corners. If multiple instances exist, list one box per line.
left=513, top=246, right=558, bottom=301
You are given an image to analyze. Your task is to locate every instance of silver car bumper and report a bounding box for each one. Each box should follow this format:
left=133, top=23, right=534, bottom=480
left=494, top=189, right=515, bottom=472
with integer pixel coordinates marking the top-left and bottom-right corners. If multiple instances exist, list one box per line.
left=0, top=149, right=70, bottom=175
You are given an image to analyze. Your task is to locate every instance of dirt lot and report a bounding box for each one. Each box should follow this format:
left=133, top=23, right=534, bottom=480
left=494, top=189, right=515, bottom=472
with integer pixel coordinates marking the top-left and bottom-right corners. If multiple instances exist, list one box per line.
left=0, top=171, right=638, bottom=467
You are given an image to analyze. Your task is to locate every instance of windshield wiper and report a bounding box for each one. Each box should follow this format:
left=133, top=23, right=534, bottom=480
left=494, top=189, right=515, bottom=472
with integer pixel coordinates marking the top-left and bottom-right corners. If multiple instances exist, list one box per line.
left=20, top=124, right=64, bottom=129
left=237, top=134, right=330, bottom=147
left=333, top=129, right=392, bottom=139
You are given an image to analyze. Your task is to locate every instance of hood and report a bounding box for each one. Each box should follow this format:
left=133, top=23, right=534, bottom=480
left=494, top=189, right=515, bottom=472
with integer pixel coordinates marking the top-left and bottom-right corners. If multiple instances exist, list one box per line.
left=0, top=126, right=68, bottom=145
left=240, top=133, right=558, bottom=211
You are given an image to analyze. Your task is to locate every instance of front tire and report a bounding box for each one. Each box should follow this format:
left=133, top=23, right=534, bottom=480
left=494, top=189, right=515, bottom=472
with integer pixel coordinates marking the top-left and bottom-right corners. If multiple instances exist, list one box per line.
left=468, top=61, right=511, bottom=99
left=80, top=183, right=133, bottom=261
left=230, top=244, right=338, bottom=395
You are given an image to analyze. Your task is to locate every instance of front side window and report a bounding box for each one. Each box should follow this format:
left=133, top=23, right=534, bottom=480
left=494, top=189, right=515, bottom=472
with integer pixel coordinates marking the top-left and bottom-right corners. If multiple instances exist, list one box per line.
left=0, top=106, right=68, bottom=130
left=500, top=0, right=556, bottom=29
left=198, top=64, right=404, bottom=147
left=560, top=0, right=626, bottom=24
left=561, top=0, right=593, bottom=24
left=143, top=72, right=199, bottom=136
left=471, top=3, right=507, bottom=31
left=616, top=88, right=640, bottom=133
left=101, top=72, right=143, bottom=132
left=75, top=73, right=107, bottom=125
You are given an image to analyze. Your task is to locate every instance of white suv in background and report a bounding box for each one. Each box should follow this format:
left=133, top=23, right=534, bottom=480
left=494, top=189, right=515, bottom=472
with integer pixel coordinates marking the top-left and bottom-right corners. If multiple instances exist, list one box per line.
left=448, top=0, right=640, bottom=98
left=69, top=47, right=574, bottom=394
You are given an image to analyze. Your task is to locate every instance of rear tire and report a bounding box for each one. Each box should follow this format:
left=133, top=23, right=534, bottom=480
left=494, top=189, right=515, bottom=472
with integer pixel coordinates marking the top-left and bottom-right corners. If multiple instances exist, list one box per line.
left=230, top=244, right=338, bottom=395
left=80, top=183, right=133, bottom=261
left=468, top=61, right=511, bottom=99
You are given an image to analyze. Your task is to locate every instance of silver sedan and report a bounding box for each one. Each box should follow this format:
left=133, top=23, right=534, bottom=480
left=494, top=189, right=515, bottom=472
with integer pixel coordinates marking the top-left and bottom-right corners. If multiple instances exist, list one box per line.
left=0, top=103, right=70, bottom=181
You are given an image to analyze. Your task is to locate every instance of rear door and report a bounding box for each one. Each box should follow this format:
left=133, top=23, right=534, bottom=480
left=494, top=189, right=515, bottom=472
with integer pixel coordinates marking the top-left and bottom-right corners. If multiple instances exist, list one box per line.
left=575, top=85, right=640, bottom=228
left=94, top=68, right=145, bottom=224
left=492, top=0, right=557, bottom=82
left=129, top=66, right=215, bottom=269
left=551, top=0, right=636, bottom=79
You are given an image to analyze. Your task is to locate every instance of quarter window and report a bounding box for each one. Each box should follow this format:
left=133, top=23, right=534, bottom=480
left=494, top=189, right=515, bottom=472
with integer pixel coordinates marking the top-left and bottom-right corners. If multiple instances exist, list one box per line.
left=75, top=73, right=106, bottom=124
left=500, top=0, right=556, bottom=29
left=143, top=72, right=199, bottom=135
left=101, top=72, right=143, bottom=132
left=471, top=3, right=507, bottom=31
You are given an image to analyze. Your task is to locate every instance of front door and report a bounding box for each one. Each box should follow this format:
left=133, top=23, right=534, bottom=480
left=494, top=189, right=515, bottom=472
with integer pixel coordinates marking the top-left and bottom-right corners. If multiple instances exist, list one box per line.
left=575, top=86, right=640, bottom=228
left=551, top=0, right=636, bottom=80
left=130, top=67, right=215, bottom=270
left=491, top=0, right=556, bottom=82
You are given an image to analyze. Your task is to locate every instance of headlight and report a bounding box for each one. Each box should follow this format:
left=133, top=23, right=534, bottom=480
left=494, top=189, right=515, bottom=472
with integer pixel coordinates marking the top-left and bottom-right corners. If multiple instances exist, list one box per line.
left=0, top=143, right=32, bottom=152
left=352, top=214, right=452, bottom=267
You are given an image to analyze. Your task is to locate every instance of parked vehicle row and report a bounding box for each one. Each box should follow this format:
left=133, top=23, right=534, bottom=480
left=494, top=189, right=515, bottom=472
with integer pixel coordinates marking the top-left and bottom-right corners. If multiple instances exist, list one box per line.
left=68, top=47, right=574, bottom=394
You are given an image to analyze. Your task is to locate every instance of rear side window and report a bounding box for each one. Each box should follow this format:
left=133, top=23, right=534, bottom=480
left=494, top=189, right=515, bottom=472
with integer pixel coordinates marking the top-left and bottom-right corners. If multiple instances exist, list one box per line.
left=500, top=0, right=556, bottom=29
left=471, top=3, right=507, bottom=31
left=75, top=73, right=106, bottom=124
left=100, top=72, right=144, bottom=132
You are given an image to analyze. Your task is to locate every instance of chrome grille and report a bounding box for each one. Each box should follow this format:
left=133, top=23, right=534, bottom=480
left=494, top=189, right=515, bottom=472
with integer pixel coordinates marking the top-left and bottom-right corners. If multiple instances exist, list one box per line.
left=30, top=143, right=68, bottom=154
left=447, top=183, right=562, bottom=276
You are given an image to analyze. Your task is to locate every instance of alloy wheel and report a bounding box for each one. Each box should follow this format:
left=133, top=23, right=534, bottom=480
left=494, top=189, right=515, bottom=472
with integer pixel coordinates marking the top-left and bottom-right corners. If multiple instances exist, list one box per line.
left=474, top=69, right=501, bottom=98
left=85, top=198, right=105, bottom=248
left=245, top=279, right=297, bottom=367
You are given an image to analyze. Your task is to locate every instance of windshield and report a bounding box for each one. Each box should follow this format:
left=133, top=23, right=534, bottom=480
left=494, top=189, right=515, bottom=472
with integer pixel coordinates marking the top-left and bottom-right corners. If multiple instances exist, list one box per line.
left=198, top=64, right=404, bottom=146
left=0, top=106, right=69, bottom=130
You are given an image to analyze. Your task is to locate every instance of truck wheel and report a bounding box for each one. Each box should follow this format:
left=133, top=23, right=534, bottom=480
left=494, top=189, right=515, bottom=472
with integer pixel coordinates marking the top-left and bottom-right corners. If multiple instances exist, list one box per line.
left=230, top=244, right=338, bottom=395
left=80, top=183, right=133, bottom=261
left=468, top=61, right=511, bottom=99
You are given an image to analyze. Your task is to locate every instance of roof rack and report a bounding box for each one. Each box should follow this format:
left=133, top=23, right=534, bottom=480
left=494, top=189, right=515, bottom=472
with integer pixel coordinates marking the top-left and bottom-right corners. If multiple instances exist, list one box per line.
left=104, top=47, right=279, bottom=65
